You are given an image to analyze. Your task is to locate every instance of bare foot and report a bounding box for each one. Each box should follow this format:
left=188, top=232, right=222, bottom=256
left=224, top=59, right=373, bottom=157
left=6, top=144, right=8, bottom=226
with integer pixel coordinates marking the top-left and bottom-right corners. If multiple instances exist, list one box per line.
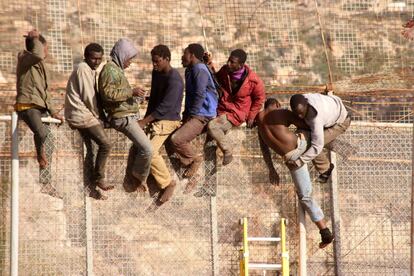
left=222, top=152, right=233, bottom=166
left=136, top=184, right=147, bottom=194
left=123, top=173, right=139, bottom=193
left=96, top=181, right=115, bottom=191
left=88, top=187, right=108, bottom=200
left=158, top=180, right=176, bottom=203
left=37, top=146, right=48, bottom=169
left=183, top=178, right=197, bottom=194
left=183, top=156, right=203, bottom=178
left=40, top=183, right=63, bottom=199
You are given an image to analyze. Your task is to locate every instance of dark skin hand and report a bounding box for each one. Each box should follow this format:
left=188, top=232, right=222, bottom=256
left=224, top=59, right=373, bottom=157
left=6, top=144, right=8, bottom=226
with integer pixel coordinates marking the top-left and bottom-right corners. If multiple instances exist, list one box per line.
left=51, top=112, right=64, bottom=124
left=138, top=114, right=155, bottom=129
left=246, top=118, right=255, bottom=128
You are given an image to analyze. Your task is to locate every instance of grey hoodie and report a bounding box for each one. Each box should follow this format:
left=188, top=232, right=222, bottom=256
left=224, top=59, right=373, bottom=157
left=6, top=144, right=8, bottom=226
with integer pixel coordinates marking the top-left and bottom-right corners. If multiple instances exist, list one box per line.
left=110, top=38, right=138, bottom=70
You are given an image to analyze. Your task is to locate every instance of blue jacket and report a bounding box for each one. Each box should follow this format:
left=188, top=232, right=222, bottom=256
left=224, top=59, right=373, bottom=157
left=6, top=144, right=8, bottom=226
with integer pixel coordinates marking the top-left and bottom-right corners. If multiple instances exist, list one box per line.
left=183, top=63, right=218, bottom=118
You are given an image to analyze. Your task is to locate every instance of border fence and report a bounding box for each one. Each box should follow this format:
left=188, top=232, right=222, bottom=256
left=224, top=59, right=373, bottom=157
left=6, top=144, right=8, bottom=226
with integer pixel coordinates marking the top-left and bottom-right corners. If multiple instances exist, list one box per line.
left=1, top=0, right=414, bottom=275
left=0, top=90, right=413, bottom=275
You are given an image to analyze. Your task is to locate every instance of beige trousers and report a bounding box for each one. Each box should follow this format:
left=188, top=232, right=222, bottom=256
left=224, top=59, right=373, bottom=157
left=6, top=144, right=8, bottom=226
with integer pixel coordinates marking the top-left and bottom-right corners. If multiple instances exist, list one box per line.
left=148, top=120, right=181, bottom=189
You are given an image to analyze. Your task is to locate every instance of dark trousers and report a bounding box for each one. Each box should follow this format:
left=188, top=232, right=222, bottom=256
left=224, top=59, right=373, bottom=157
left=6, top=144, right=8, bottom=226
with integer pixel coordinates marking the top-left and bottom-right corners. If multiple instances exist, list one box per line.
left=78, top=124, right=111, bottom=184
left=18, top=108, right=50, bottom=160
left=170, top=116, right=210, bottom=166
left=18, top=108, right=53, bottom=184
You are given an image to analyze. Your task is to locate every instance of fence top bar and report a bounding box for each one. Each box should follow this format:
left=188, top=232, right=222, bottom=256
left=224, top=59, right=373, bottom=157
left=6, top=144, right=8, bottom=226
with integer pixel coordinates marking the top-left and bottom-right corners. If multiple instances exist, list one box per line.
left=247, top=237, right=281, bottom=242
left=249, top=263, right=282, bottom=270
left=0, top=113, right=410, bottom=128
left=0, top=114, right=62, bottom=124
left=351, top=121, right=413, bottom=128
left=0, top=115, right=11, bottom=121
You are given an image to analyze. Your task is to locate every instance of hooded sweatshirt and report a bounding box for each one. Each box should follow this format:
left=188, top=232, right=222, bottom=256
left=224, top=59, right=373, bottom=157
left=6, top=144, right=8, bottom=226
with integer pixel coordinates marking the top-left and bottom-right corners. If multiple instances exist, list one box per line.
left=98, top=38, right=140, bottom=119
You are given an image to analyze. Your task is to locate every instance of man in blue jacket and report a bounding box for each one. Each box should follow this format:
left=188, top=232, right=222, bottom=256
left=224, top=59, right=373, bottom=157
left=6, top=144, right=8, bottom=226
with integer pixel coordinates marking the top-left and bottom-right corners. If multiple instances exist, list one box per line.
left=170, top=43, right=218, bottom=185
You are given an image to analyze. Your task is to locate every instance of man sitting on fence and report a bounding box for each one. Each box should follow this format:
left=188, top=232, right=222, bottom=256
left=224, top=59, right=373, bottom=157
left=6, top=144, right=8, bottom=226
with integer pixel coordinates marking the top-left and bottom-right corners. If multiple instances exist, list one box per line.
left=205, top=49, right=265, bottom=165
left=256, top=97, right=334, bottom=248
left=65, top=43, right=113, bottom=200
left=289, top=93, right=351, bottom=177
left=138, top=45, right=184, bottom=204
left=169, top=43, right=218, bottom=193
left=15, top=29, right=64, bottom=198
left=99, top=38, right=153, bottom=193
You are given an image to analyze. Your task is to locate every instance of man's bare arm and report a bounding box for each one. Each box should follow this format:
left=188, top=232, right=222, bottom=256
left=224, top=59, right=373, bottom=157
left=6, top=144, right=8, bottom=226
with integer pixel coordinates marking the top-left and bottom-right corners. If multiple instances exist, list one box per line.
left=258, top=132, right=280, bottom=185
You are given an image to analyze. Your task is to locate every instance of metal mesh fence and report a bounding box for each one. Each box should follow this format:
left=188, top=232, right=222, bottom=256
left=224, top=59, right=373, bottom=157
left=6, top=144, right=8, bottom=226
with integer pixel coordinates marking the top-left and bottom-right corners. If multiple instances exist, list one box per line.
left=0, top=97, right=412, bottom=275
left=1, top=0, right=414, bottom=85
left=0, top=120, right=11, bottom=276
left=336, top=123, right=412, bottom=275
left=0, top=0, right=413, bottom=275
left=15, top=123, right=86, bottom=275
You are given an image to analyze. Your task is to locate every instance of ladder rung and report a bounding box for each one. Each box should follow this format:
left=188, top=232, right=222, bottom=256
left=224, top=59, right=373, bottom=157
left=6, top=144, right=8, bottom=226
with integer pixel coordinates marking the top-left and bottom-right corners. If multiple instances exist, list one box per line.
left=247, top=237, right=281, bottom=242
left=249, top=263, right=282, bottom=270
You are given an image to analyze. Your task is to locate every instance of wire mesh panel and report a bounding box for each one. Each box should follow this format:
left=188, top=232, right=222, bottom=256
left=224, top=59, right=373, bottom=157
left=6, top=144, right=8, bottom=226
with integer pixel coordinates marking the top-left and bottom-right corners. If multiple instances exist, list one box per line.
left=336, top=124, right=412, bottom=275
left=89, top=129, right=214, bottom=275
left=16, top=122, right=86, bottom=275
left=0, top=119, right=11, bottom=276
left=2, top=0, right=414, bottom=87
left=0, top=0, right=414, bottom=275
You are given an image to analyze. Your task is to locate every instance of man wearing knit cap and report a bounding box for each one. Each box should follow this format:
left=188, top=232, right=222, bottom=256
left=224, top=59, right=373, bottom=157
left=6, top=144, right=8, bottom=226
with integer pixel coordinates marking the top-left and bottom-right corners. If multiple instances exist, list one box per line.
left=99, top=38, right=153, bottom=193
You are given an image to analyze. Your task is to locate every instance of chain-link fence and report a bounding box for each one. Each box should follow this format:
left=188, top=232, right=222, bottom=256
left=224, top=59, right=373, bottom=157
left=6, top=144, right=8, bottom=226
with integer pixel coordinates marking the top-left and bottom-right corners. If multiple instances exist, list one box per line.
left=0, top=0, right=414, bottom=275
left=0, top=93, right=412, bottom=275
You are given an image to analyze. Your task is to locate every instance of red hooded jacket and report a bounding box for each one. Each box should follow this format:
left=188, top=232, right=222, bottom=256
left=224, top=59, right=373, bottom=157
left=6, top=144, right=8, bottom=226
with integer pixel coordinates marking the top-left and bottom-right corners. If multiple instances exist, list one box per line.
left=216, top=65, right=265, bottom=126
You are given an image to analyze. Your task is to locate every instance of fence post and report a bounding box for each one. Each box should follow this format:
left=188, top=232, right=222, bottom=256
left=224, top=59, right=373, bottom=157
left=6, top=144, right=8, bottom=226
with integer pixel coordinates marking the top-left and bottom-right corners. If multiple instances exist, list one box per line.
left=85, top=191, right=94, bottom=275
left=298, top=204, right=307, bottom=276
left=10, top=112, right=19, bottom=276
left=81, top=142, right=94, bottom=276
left=330, top=152, right=342, bottom=275
left=210, top=195, right=218, bottom=276
left=411, top=118, right=414, bottom=276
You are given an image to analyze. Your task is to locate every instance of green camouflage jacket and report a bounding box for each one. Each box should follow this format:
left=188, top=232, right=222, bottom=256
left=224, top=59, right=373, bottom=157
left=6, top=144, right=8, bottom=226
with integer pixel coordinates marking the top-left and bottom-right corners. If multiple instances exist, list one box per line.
left=98, top=60, right=139, bottom=119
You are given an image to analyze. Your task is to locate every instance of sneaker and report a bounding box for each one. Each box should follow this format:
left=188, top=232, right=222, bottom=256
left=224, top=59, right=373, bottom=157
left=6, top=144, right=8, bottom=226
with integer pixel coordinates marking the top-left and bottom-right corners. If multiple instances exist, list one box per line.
left=158, top=180, right=177, bottom=203
left=222, top=152, right=233, bottom=166
left=95, top=181, right=115, bottom=191
left=319, top=228, right=334, bottom=248
left=318, top=163, right=335, bottom=183
left=183, top=156, right=203, bottom=178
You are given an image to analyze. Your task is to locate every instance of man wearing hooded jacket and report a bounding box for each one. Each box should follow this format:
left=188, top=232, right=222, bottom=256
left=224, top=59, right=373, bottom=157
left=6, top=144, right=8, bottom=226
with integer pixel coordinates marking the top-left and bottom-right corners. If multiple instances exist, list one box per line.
left=99, top=38, right=153, bottom=193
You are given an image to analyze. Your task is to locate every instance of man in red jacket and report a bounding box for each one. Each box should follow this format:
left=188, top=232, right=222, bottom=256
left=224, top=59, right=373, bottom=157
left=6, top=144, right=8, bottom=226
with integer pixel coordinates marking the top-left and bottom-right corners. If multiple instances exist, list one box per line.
left=206, top=49, right=265, bottom=165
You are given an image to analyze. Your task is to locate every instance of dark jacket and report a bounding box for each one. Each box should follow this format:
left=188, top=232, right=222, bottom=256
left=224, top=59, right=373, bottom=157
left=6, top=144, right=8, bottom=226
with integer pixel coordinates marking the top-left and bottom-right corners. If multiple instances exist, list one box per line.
left=216, top=65, right=265, bottom=126
left=16, top=39, right=56, bottom=114
left=145, top=68, right=184, bottom=121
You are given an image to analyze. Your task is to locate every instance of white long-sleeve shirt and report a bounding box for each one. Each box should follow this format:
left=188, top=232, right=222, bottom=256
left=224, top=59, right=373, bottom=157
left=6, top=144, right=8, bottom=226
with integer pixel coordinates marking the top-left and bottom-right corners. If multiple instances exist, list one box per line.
left=299, top=93, right=348, bottom=163
left=65, top=61, right=102, bottom=129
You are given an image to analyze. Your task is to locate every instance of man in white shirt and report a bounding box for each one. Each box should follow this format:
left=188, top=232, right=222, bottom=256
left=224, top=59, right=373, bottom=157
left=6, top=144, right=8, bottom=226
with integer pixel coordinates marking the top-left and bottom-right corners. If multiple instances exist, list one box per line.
left=65, top=43, right=113, bottom=200
left=288, top=93, right=351, bottom=171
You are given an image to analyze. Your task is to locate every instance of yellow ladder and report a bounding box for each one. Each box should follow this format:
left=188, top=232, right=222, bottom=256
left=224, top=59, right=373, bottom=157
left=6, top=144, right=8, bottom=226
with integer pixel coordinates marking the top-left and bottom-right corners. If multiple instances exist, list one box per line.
left=239, top=217, right=289, bottom=276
